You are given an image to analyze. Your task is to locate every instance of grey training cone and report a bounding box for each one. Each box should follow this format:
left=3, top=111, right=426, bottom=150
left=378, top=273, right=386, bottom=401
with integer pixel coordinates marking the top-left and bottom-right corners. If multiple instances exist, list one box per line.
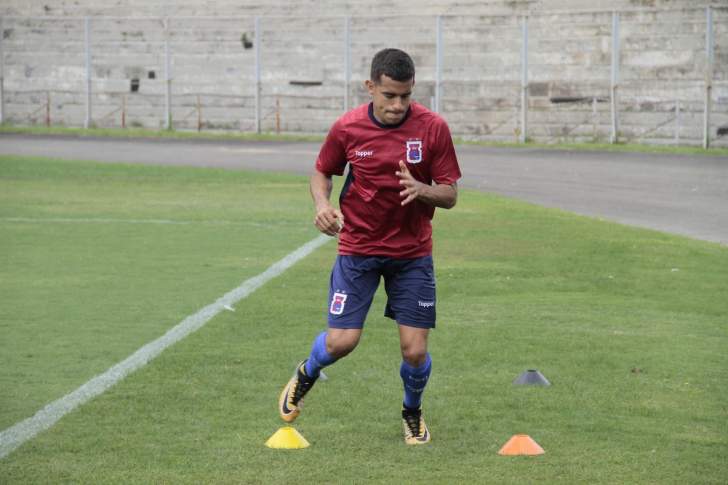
left=513, top=369, right=551, bottom=386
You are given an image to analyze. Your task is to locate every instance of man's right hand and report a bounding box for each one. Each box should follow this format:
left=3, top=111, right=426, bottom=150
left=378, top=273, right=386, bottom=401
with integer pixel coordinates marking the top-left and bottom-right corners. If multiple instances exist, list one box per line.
left=314, top=205, right=345, bottom=236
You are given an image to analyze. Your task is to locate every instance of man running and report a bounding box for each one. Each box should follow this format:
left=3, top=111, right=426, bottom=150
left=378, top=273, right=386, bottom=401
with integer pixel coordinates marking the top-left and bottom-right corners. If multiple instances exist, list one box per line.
left=278, top=48, right=461, bottom=445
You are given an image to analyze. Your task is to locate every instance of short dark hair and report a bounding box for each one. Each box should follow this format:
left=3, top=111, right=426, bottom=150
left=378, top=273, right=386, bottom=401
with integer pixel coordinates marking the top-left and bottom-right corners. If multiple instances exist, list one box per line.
left=370, top=48, right=415, bottom=83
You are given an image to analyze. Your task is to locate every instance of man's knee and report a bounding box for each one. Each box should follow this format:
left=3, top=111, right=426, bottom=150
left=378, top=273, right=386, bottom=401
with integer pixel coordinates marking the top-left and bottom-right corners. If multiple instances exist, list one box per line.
left=400, top=342, right=427, bottom=367
left=325, top=329, right=361, bottom=358
left=399, top=326, right=429, bottom=366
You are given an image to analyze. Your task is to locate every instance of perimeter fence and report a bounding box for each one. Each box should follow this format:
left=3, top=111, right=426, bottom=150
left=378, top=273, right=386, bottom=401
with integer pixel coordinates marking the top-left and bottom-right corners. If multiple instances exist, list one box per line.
left=0, top=6, right=726, bottom=146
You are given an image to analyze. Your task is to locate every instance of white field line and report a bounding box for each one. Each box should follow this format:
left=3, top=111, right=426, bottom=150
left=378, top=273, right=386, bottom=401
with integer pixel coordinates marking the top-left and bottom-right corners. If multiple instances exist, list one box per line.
left=0, top=233, right=331, bottom=460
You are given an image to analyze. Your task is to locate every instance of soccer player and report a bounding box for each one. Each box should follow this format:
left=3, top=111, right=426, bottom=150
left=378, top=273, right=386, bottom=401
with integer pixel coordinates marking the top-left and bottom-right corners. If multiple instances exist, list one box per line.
left=278, top=48, right=461, bottom=445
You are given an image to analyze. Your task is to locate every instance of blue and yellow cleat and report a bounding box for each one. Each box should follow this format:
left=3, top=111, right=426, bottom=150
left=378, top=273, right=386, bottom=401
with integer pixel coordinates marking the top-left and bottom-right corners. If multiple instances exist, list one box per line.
left=402, top=407, right=431, bottom=445
left=278, top=360, right=317, bottom=423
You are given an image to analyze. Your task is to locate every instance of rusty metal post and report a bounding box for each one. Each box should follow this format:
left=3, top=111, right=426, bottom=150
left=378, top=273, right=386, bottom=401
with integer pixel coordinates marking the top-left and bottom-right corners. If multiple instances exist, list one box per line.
left=164, top=17, right=172, bottom=130
left=254, top=16, right=261, bottom=133
left=84, top=17, right=92, bottom=128
left=0, top=17, right=5, bottom=124
left=344, top=16, right=351, bottom=113
left=610, top=11, right=620, bottom=144
left=703, top=6, right=713, bottom=149
left=520, top=15, right=528, bottom=144
left=196, top=95, right=201, bottom=131
left=674, top=99, right=680, bottom=145
left=435, top=15, right=442, bottom=114
left=275, top=97, right=280, bottom=134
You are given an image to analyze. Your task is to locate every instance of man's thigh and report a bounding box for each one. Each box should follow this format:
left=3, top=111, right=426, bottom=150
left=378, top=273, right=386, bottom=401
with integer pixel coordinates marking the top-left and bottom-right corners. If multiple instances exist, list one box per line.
left=327, top=255, right=383, bottom=329
left=383, top=256, right=436, bottom=329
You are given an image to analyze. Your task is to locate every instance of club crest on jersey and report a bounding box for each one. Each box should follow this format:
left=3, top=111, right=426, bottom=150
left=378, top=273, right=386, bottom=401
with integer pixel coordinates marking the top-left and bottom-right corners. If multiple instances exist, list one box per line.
left=406, top=140, right=423, bottom=164
left=329, top=292, right=348, bottom=315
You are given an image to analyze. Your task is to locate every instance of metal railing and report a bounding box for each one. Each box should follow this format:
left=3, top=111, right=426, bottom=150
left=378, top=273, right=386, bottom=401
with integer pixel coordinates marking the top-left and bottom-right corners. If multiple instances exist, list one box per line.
left=0, top=6, right=725, bottom=146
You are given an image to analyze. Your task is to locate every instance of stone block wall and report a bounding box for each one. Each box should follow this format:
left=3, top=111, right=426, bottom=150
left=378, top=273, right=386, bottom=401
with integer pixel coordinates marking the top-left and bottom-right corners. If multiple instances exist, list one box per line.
left=1, top=0, right=726, bottom=146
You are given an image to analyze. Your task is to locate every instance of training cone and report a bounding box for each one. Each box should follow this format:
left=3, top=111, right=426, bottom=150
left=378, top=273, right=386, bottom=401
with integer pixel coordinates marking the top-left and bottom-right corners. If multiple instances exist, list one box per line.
left=498, top=434, right=545, bottom=456
left=265, top=426, right=310, bottom=449
left=513, top=369, right=551, bottom=386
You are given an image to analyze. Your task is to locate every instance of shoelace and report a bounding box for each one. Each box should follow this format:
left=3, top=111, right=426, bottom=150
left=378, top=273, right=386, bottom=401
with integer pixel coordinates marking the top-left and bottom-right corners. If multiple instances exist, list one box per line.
left=291, top=370, right=315, bottom=405
left=403, top=411, right=422, bottom=437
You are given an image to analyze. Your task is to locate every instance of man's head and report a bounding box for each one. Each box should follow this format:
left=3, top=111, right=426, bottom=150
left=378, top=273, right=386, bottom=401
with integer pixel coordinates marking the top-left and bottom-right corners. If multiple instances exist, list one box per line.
left=366, top=48, right=415, bottom=126
left=370, top=48, right=415, bottom=83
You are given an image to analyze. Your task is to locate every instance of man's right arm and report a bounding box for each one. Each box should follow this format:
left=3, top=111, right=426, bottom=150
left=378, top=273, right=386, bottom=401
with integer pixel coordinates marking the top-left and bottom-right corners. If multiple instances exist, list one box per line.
left=310, top=170, right=345, bottom=237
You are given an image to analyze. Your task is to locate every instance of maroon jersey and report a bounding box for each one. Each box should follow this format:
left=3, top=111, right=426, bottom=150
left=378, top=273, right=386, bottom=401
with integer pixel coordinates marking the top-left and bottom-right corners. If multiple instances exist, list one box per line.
left=316, top=102, right=461, bottom=258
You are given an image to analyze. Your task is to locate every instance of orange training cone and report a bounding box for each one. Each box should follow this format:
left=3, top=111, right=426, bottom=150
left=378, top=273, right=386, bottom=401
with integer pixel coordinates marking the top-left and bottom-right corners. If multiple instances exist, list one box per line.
left=498, top=434, right=545, bottom=456
left=265, top=426, right=310, bottom=449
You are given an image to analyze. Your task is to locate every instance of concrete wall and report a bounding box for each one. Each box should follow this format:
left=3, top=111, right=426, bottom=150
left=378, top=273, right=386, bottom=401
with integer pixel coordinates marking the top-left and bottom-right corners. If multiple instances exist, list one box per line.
left=0, top=0, right=708, bottom=17
left=1, top=1, right=726, bottom=146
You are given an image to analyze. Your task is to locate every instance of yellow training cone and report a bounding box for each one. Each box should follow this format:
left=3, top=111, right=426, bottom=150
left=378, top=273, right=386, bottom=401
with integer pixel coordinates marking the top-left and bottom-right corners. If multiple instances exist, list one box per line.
left=265, top=427, right=310, bottom=449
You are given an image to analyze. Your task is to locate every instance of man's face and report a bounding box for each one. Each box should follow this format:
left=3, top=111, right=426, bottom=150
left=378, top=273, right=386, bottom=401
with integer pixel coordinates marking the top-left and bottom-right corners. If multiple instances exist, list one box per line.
left=366, top=74, right=414, bottom=125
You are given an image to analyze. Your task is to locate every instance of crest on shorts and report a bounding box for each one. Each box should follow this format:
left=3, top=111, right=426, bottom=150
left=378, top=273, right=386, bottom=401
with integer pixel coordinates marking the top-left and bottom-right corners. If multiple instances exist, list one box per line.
left=406, top=140, right=423, bottom=164
left=329, top=292, right=348, bottom=315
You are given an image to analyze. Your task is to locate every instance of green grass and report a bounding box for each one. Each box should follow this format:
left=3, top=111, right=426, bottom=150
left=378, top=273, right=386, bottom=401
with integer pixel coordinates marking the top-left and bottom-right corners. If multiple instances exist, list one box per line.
left=0, top=156, right=318, bottom=430
left=1, top=155, right=727, bottom=484
left=3, top=123, right=728, bottom=157
left=0, top=124, right=325, bottom=143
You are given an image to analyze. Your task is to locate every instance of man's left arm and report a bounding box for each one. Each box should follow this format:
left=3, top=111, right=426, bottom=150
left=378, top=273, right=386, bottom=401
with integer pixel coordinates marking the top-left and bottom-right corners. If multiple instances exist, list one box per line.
left=396, top=160, right=458, bottom=209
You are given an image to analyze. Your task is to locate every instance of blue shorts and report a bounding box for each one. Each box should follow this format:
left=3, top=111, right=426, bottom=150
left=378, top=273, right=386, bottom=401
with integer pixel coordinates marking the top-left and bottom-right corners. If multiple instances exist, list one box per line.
left=327, top=255, right=436, bottom=329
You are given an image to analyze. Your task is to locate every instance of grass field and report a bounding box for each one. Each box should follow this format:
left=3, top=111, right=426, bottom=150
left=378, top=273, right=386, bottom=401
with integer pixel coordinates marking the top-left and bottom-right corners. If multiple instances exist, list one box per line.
left=1, top=154, right=727, bottom=483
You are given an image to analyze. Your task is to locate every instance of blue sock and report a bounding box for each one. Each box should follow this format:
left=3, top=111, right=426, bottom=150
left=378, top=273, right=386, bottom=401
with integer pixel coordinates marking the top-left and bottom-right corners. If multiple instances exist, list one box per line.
left=304, top=331, right=337, bottom=378
left=400, top=353, right=432, bottom=409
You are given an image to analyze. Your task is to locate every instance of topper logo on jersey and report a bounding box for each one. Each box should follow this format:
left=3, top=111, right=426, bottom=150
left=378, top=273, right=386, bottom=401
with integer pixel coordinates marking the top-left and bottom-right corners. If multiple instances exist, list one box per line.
left=330, top=292, right=348, bottom=315
left=406, top=140, right=423, bottom=164
left=355, top=150, right=374, bottom=158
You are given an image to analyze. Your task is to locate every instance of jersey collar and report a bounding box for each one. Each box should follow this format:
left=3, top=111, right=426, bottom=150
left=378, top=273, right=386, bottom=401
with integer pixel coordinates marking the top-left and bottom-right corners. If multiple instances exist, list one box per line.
left=368, top=102, right=411, bottom=130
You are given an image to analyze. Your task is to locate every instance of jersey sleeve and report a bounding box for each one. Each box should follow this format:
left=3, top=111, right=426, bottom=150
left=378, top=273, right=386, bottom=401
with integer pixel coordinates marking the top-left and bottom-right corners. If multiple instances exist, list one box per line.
left=430, top=118, right=462, bottom=185
left=315, top=119, right=348, bottom=176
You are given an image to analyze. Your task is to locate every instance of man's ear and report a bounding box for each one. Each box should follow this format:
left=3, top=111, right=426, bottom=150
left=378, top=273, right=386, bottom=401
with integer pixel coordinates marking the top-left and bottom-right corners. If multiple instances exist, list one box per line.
left=364, top=79, right=375, bottom=96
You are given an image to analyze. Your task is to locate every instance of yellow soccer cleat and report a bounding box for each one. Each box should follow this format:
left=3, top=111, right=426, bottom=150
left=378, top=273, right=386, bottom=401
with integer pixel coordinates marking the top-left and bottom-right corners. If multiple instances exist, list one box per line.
left=278, top=360, right=317, bottom=423
left=402, top=407, right=431, bottom=445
